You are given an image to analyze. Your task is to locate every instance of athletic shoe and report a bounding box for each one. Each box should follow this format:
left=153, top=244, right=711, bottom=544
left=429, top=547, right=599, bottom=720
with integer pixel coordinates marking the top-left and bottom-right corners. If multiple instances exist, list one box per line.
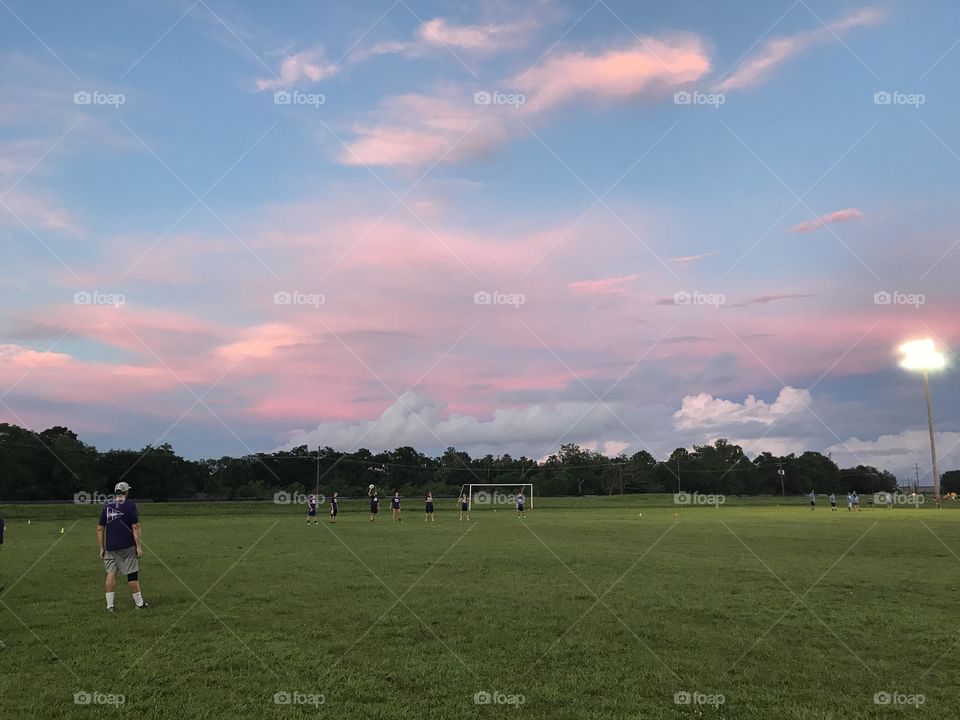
left=136, top=603, right=151, bottom=610
left=106, top=607, right=115, bottom=613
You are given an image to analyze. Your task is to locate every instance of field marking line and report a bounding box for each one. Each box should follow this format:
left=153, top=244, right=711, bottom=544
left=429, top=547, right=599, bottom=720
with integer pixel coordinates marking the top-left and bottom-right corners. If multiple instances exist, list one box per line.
left=518, top=119, right=680, bottom=280
left=318, top=119, right=481, bottom=282
left=918, top=522, right=960, bottom=680
left=515, top=319, right=682, bottom=486
left=719, top=120, right=879, bottom=279
left=121, top=520, right=280, bottom=679
left=119, top=119, right=280, bottom=280
left=317, top=118, right=483, bottom=280
left=521, top=521, right=680, bottom=680
left=719, top=520, right=879, bottom=679
left=0, top=520, right=82, bottom=681
left=317, top=521, right=482, bottom=684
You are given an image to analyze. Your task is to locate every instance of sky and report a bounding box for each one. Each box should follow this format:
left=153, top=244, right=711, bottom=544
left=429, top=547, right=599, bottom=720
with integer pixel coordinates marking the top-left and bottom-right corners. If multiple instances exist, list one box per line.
left=1, top=0, right=958, bottom=482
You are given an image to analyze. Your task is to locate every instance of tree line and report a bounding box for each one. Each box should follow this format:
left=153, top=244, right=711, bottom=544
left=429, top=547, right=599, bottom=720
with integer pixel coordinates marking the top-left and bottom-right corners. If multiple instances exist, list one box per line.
left=1, top=422, right=953, bottom=502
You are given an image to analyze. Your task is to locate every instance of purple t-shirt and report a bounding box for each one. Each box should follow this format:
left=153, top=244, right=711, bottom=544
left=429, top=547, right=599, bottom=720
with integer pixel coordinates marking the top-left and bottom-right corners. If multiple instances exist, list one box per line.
left=98, top=499, right=139, bottom=551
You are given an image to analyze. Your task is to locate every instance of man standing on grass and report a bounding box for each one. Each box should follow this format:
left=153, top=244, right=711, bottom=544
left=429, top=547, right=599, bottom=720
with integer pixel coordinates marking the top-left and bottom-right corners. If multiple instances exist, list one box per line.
left=97, top=482, right=149, bottom=612
left=808, top=490, right=816, bottom=511
left=0, top=515, right=5, bottom=593
left=829, top=493, right=837, bottom=511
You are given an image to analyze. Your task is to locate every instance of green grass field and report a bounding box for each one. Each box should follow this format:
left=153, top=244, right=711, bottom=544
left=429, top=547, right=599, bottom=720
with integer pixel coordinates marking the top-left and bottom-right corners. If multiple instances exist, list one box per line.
left=1, top=496, right=958, bottom=719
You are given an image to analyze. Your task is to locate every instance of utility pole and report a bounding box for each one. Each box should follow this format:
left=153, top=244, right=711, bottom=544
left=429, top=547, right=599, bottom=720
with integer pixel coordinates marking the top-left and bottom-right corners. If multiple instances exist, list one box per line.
left=676, top=458, right=681, bottom=494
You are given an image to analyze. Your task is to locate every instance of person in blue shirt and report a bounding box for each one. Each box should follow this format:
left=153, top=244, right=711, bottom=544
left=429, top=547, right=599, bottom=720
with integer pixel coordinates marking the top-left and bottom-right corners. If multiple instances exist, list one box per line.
left=97, top=482, right=149, bottom=612
left=391, top=491, right=402, bottom=522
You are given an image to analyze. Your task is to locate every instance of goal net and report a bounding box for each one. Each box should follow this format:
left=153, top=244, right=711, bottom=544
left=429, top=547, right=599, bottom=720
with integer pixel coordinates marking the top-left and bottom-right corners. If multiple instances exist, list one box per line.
left=460, top=483, right=534, bottom=511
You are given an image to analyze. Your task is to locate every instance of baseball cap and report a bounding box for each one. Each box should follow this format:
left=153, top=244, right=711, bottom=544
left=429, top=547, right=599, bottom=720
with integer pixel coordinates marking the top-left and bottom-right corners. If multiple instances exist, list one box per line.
left=114, top=482, right=132, bottom=494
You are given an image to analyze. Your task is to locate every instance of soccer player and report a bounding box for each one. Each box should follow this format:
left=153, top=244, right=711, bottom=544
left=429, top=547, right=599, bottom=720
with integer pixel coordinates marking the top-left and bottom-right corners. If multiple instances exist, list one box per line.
left=391, top=491, right=402, bottom=522
left=808, top=490, right=816, bottom=511
left=307, top=494, right=318, bottom=525
left=458, top=493, right=469, bottom=521
left=425, top=491, right=434, bottom=522
left=516, top=490, right=527, bottom=518
left=829, top=493, right=837, bottom=511
left=852, top=491, right=861, bottom=512
left=885, top=492, right=894, bottom=509
left=329, top=492, right=338, bottom=523
left=97, top=482, right=149, bottom=611
left=0, top=514, right=4, bottom=593
left=846, top=492, right=854, bottom=511
left=369, top=488, right=379, bottom=523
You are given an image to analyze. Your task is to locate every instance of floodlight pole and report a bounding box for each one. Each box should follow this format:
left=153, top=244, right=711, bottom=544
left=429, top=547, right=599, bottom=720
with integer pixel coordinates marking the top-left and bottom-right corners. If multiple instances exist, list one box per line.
left=922, top=371, right=941, bottom=508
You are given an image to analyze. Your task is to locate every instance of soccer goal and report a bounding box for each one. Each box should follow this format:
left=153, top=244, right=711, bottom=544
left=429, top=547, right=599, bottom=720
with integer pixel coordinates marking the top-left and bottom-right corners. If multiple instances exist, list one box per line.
left=460, top=483, right=534, bottom=511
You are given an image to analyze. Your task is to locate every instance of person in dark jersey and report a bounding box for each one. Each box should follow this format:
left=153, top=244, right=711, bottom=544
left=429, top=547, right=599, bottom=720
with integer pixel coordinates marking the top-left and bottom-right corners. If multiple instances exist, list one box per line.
left=97, top=482, right=149, bottom=611
left=369, top=486, right=379, bottom=523
left=307, top=494, right=318, bottom=525
left=458, top=493, right=469, bottom=521
left=391, top=491, right=402, bottom=522
left=425, top=491, right=435, bottom=522
left=329, top=492, right=338, bottom=523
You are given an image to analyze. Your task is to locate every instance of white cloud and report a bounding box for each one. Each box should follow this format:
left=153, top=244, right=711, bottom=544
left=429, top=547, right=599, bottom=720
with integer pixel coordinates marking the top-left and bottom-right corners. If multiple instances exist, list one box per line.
left=673, top=386, right=812, bottom=430
left=255, top=47, right=337, bottom=91
left=826, top=430, right=960, bottom=479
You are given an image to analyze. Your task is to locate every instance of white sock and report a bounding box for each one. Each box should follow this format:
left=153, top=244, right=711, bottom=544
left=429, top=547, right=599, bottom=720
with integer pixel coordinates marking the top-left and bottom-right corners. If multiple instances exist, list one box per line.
left=105, top=592, right=115, bottom=609
left=133, top=591, right=144, bottom=607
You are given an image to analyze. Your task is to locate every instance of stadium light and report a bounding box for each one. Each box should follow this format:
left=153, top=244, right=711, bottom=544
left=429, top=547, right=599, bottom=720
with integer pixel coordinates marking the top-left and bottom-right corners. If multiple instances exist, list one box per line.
left=899, top=339, right=947, bottom=507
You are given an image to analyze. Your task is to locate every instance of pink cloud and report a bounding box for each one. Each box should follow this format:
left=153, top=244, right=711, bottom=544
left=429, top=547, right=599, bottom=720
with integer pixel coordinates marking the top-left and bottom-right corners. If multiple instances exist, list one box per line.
left=788, top=207, right=863, bottom=234
left=568, top=274, right=640, bottom=296
left=512, top=35, right=711, bottom=113
left=717, top=8, right=885, bottom=92
left=668, top=251, right=720, bottom=265
left=343, top=35, right=710, bottom=167
left=418, top=18, right=528, bottom=52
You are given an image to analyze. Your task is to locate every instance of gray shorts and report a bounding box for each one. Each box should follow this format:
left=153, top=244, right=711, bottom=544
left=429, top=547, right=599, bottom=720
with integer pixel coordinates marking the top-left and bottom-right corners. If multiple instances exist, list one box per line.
left=104, top=546, right=139, bottom=575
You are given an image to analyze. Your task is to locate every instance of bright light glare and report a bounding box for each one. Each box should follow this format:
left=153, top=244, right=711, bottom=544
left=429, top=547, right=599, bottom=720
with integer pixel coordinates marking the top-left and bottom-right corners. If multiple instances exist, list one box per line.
left=899, top=338, right=947, bottom=371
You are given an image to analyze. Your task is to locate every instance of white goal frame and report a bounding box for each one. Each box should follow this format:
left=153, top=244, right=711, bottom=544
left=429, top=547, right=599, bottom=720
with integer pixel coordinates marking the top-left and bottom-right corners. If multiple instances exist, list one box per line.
left=462, top=483, right=534, bottom=510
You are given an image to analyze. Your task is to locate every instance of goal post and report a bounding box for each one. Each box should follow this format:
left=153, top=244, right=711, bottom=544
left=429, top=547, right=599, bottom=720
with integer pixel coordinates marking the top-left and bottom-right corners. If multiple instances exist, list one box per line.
left=460, top=483, right=534, bottom=511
